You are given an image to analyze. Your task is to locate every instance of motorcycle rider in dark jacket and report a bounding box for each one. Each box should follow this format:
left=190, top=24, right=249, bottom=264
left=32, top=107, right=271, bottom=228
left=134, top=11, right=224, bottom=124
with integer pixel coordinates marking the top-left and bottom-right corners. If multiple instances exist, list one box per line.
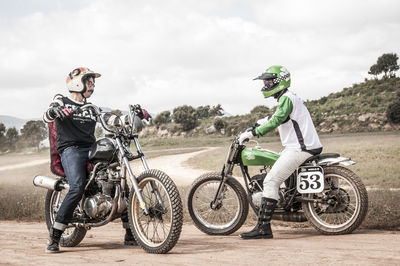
left=43, top=67, right=136, bottom=253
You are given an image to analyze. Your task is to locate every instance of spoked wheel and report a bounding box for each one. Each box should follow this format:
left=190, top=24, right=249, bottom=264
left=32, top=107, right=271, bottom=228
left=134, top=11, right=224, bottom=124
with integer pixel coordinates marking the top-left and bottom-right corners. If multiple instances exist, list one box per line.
left=187, top=172, right=249, bottom=235
left=45, top=188, right=87, bottom=247
left=128, top=169, right=183, bottom=254
left=302, top=166, right=368, bottom=235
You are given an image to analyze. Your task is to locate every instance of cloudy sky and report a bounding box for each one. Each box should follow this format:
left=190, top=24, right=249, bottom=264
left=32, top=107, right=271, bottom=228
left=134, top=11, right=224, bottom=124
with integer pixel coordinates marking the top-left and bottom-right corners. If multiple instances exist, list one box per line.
left=1, top=0, right=399, bottom=119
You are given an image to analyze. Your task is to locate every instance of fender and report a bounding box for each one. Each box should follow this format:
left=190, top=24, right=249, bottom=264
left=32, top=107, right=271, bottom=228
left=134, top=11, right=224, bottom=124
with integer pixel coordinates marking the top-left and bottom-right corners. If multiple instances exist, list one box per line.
left=318, top=156, right=355, bottom=166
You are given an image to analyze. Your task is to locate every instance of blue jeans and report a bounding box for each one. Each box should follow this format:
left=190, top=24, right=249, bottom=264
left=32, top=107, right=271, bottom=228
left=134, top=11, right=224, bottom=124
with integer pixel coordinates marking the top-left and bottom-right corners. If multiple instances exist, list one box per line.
left=54, top=146, right=89, bottom=230
left=53, top=146, right=130, bottom=231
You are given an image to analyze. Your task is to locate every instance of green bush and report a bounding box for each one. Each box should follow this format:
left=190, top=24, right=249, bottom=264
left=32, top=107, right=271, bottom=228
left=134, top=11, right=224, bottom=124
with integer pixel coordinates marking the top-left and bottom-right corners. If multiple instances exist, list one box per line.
left=386, top=100, right=400, bottom=124
left=172, top=105, right=199, bottom=131
left=153, top=110, right=172, bottom=128
left=214, top=118, right=226, bottom=131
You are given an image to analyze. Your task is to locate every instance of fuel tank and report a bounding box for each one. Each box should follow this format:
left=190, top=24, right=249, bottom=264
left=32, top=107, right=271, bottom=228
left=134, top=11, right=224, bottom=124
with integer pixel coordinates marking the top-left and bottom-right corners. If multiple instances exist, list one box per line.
left=88, top=138, right=117, bottom=163
left=241, top=147, right=279, bottom=166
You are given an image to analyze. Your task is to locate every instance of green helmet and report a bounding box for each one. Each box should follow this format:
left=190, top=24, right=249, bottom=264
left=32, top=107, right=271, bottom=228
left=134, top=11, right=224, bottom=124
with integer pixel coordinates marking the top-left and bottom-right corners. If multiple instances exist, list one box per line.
left=254, top=65, right=291, bottom=98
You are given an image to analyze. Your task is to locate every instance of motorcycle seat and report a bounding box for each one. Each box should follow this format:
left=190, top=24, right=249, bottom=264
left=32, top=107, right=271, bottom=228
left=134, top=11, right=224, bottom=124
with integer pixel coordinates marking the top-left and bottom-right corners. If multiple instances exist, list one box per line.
left=303, top=153, right=340, bottom=164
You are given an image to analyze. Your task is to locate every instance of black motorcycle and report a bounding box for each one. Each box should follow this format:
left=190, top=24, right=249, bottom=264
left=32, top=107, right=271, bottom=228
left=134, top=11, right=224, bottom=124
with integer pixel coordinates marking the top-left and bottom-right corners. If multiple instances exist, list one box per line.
left=34, top=104, right=183, bottom=254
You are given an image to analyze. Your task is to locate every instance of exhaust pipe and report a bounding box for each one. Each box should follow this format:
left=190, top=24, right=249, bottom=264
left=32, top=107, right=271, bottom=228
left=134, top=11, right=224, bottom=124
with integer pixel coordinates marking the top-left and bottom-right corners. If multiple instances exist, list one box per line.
left=33, top=175, right=69, bottom=191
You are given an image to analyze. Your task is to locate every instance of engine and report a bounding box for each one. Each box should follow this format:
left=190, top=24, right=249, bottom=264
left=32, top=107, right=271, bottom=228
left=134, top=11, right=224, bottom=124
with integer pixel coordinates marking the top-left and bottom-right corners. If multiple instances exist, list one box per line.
left=83, top=193, right=113, bottom=219
left=83, top=168, right=120, bottom=219
left=249, top=174, right=265, bottom=209
left=249, top=173, right=285, bottom=209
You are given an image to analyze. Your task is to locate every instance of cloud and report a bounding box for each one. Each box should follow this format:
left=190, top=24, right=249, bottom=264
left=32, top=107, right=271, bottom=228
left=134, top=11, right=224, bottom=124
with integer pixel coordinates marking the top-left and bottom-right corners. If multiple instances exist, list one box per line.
left=0, top=0, right=399, bottom=119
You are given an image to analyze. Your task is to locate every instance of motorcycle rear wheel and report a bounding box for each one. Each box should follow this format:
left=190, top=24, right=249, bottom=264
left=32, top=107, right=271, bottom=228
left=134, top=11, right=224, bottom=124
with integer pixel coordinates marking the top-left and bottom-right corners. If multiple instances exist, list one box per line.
left=302, top=166, right=368, bottom=235
left=187, top=172, right=249, bottom=235
left=128, top=169, right=183, bottom=254
left=45, top=189, right=87, bottom=247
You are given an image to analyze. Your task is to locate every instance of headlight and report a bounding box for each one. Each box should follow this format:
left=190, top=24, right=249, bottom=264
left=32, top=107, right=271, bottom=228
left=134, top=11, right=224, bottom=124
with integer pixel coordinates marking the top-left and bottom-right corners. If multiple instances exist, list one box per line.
left=132, top=115, right=143, bottom=132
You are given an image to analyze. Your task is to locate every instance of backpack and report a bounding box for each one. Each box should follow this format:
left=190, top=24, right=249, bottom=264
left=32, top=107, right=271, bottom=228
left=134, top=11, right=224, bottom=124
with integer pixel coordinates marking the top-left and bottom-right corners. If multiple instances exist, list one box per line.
left=48, top=121, right=93, bottom=177
left=48, top=121, right=66, bottom=177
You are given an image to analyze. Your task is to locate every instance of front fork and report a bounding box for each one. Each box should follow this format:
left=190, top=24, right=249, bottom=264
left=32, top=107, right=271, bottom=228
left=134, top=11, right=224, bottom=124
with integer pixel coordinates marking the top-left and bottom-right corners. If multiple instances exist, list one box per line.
left=116, top=137, right=166, bottom=216
left=211, top=143, right=240, bottom=209
left=211, top=162, right=235, bottom=210
left=132, top=137, right=167, bottom=212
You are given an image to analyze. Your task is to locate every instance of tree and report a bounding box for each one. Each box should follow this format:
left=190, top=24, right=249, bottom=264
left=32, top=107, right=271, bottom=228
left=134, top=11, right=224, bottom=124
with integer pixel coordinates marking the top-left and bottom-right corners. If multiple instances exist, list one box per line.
left=370, top=53, right=399, bottom=78
left=0, top=123, right=6, bottom=152
left=377, top=53, right=399, bottom=78
left=20, top=120, right=47, bottom=150
left=6, top=127, right=19, bottom=151
left=0, top=123, right=5, bottom=134
left=368, top=64, right=380, bottom=79
left=196, top=105, right=211, bottom=119
left=209, top=104, right=224, bottom=117
left=153, top=110, right=172, bottom=128
left=172, top=105, right=199, bottom=131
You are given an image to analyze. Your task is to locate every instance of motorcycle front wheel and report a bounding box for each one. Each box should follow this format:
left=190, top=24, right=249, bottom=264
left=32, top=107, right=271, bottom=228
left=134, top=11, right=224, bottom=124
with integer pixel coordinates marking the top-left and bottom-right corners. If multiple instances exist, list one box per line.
left=302, top=166, right=368, bottom=235
left=128, top=169, right=183, bottom=254
left=45, top=189, right=87, bottom=247
left=187, top=172, right=249, bottom=235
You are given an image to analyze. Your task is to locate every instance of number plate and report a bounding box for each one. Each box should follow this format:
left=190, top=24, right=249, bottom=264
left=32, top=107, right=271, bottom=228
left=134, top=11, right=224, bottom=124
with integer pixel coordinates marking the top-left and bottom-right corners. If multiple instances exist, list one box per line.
left=297, top=166, right=324, bottom=194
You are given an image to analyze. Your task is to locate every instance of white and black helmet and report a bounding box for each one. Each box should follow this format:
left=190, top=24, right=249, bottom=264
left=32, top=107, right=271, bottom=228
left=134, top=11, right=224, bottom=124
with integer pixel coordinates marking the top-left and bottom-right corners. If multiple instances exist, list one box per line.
left=66, top=67, right=101, bottom=93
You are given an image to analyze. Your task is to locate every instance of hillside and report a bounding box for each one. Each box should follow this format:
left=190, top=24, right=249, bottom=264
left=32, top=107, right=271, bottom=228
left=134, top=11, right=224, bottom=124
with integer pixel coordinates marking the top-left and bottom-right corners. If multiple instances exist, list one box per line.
left=141, top=77, right=400, bottom=138
left=2, top=78, right=399, bottom=138
left=0, top=116, right=29, bottom=131
left=305, top=77, right=400, bottom=133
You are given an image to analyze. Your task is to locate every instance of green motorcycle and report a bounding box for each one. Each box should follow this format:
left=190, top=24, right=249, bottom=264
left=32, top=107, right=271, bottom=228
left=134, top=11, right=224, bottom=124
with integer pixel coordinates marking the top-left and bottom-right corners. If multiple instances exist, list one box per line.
left=187, top=135, right=368, bottom=235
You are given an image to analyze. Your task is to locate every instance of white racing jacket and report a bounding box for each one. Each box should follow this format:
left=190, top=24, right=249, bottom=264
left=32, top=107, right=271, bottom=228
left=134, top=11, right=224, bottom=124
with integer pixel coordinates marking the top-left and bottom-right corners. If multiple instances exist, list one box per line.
left=255, top=90, right=322, bottom=154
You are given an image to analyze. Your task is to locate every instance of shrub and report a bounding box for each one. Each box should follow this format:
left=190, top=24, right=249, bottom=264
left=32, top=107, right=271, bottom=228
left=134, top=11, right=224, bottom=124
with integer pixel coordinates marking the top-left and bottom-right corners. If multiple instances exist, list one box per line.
left=250, top=105, right=271, bottom=116
left=214, top=118, right=226, bottom=131
left=153, top=110, right=172, bottom=128
left=172, top=105, right=199, bottom=131
left=386, top=100, right=400, bottom=124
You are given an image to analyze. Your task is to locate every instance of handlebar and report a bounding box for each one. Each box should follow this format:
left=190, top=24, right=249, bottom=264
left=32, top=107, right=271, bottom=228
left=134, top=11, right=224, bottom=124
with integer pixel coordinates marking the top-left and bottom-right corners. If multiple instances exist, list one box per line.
left=76, top=103, right=149, bottom=135
left=77, top=104, right=114, bottom=133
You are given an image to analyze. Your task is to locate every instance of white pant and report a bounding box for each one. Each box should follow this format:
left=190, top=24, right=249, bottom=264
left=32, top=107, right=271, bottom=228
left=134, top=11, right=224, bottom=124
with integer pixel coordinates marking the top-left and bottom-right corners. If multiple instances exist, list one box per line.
left=263, top=149, right=312, bottom=200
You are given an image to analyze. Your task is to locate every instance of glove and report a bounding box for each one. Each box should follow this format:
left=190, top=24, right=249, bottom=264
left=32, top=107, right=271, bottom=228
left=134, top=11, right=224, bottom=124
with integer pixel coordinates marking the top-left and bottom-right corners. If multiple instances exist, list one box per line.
left=238, top=131, right=254, bottom=145
left=132, top=104, right=151, bottom=121
left=48, top=107, right=71, bottom=121
left=256, top=116, right=269, bottom=126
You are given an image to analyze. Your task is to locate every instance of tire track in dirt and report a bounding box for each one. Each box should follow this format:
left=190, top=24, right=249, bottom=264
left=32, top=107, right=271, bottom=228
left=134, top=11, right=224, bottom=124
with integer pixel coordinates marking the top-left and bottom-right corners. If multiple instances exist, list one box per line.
left=0, top=148, right=215, bottom=187
left=0, top=159, right=49, bottom=172
left=0, top=221, right=399, bottom=265
left=129, top=147, right=217, bottom=187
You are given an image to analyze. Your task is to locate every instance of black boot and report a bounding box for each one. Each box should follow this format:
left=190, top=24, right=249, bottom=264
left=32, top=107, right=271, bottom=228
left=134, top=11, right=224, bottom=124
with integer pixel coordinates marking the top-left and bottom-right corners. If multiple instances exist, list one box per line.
left=124, top=228, right=138, bottom=246
left=239, top=197, right=277, bottom=239
left=45, top=227, right=63, bottom=253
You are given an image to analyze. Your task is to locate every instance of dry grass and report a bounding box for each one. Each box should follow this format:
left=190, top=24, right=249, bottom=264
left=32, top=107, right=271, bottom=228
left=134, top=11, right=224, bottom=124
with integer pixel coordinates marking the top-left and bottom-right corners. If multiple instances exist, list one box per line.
left=184, top=132, right=400, bottom=188
left=363, top=190, right=400, bottom=230
left=0, top=185, right=45, bottom=221
left=1, top=132, right=399, bottom=231
left=182, top=132, right=400, bottom=230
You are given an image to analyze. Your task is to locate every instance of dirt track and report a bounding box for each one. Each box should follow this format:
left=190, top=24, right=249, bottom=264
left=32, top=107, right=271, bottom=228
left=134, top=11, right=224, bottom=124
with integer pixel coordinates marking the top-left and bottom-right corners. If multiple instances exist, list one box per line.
left=1, top=148, right=400, bottom=265
left=0, top=221, right=399, bottom=265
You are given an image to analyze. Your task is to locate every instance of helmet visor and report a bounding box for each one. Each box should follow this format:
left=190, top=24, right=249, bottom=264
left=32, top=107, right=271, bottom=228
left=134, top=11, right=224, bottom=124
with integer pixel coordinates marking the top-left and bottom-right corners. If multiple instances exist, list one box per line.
left=253, top=72, right=277, bottom=80
left=261, top=79, right=276, bottom=91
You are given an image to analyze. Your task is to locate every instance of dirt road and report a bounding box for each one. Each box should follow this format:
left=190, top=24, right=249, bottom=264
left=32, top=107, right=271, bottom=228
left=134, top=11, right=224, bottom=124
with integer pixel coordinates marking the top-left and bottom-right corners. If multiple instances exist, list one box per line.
left=0, top=147, right=214, bottom=186
left=1, top=148, right=400, bottom=265
left=0, top=221, right=399, bottom=265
